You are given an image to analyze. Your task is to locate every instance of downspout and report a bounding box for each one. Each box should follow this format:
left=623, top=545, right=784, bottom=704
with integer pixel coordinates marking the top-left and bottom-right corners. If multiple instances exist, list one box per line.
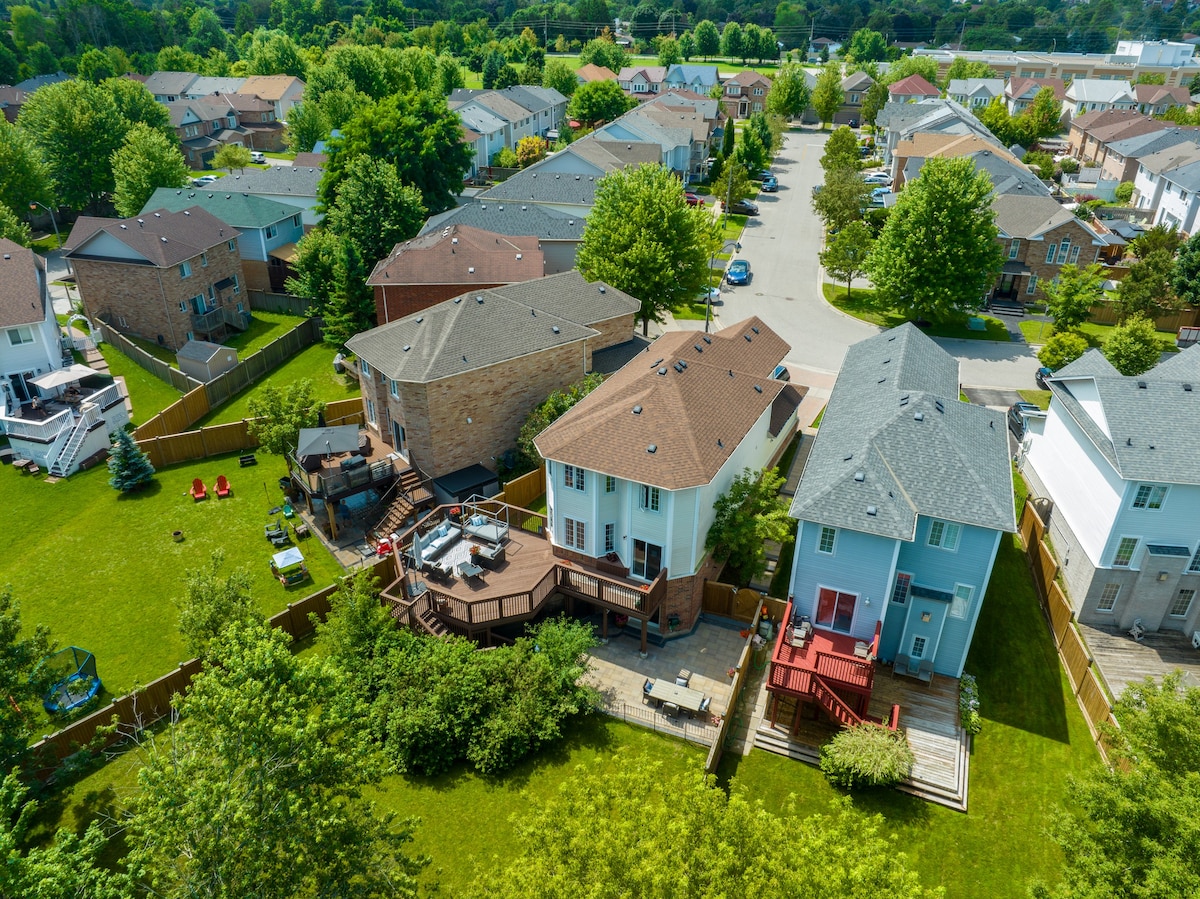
left=157, top=268, right=179, bottom=349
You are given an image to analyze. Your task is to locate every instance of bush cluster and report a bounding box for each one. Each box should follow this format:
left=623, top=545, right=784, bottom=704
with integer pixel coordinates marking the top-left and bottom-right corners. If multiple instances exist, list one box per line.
left=959, top=672, right=982, bottom=736
left=819, top=722, right=915, bottom=790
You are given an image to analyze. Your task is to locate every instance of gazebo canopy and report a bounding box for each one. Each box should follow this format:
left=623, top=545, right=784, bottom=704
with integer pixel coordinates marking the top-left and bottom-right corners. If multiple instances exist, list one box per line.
left=296, top=425, right=358, bottom=459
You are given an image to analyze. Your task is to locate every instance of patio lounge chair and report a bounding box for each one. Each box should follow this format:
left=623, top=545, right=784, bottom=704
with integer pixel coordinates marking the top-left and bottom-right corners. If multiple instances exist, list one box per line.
left=214, top=475, right=231, bottom=498
left=675, top=668, right=692, bottom=687
left=190, top=477, right=207, bottom=501
left=893, top=654, right=910, bottom=678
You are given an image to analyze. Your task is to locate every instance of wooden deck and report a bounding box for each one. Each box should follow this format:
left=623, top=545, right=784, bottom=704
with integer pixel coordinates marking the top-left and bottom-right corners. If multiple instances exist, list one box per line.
left=1077, top=623, right=1200, bottom=699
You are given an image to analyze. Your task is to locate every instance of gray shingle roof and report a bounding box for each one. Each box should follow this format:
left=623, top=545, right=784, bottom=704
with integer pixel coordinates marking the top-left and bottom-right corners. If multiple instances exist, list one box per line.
left=143, top=187, right=299, bottom=229
left=992, top=193, right=1075, bottom=237
left=967, top=150, right=1049, bottom=197
left=478, top=170, right=601, bottom=206
left=0, top=240, right=46, bottom=328
left=421, top=201, right=585, bottom=241
left=345, top=271, right=639, bottom=383
left=64, top=207, right=240, bottom=268
left=216, top=166, right=324, bottom=198
left=1105, top=128, right=1200, bottom=160
left=1047, top=346, right=1200, bottom=484
left=790, top=323, right=1015, bottom=538
left=144, top=71, right=200, bottom=96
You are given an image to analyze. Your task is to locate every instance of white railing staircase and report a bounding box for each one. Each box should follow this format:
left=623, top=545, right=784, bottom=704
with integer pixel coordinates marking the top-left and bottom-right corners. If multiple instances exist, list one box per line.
left=49, top=411, right=93, bottom=476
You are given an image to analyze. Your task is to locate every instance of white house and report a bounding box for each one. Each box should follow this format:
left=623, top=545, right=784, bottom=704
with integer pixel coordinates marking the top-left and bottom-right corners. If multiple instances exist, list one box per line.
left=947, top=78, right=1005, bottom=109
left=535, top=317, right=802, bottom=633
left=1063, top=79, right=1137, bottom=122
left=1131, top=142, right=1200, bottom=219
left=1020, top=347, right=1200, bottom=634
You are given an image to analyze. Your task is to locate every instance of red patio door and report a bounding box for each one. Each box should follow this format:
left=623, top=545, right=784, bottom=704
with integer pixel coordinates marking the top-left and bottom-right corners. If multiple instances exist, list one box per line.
left=816, top=588, right=857, bottom=633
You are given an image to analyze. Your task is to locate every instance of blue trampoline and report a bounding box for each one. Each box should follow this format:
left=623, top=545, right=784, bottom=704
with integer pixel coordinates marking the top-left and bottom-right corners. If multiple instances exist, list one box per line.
left=39, top=647, right=102, bottom=713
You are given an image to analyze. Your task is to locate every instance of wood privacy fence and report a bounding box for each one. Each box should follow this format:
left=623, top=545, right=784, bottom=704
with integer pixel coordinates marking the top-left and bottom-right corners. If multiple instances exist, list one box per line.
left=704, top=598, right=763, bottom=775
left=1086, top=301, right=1199, bottom=331
left=702, top=582, right=782, bottom=623
left=27, top=555, right=397, bottom=780
left=494, top=468, right=545, bottom=509
left=248, top=289, right=312, bottom=317
left=1019, top=503, right=1118, bottom=758
left=95, top=320, right=201, bottom=394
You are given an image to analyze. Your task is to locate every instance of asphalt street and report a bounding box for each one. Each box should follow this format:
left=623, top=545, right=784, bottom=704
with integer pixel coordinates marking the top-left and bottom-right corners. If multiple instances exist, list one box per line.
left=710, top=129, right=1042, bottom=394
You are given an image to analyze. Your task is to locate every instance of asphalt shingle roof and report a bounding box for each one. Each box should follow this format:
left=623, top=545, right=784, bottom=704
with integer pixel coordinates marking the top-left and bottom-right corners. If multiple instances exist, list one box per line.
left=0, top=240, right=46, bottom=328
left=790, top=323, right=1015, bottom=538
left=421, top=201, right=585, bottom=241
left=217, top=166, right=324, bottom=198
left=63, top=207, right=240, bottom=268
left=142, top=187, right=299, bottom=229
left=367, top=224, right=542, bottom=286
left=992, top=193, right=1076, bottom=237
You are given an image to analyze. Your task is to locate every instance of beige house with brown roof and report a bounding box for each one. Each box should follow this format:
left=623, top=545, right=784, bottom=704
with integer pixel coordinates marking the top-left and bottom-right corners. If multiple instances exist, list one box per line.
left=237, top=75, right=305, bottom=121
left=891, top=133, right=1021, bottom=188
left=721, top=71, right=771, bottom=119
left=367, top=224, right=545, bottom=324
left=989, top=194, right=1106, bottom=305
left=535, top=317, right=803, bottom=633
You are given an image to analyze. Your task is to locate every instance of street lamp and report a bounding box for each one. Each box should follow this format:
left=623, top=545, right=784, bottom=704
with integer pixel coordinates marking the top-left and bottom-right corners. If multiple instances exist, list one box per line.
left=29, top=201, right=61, bottom=248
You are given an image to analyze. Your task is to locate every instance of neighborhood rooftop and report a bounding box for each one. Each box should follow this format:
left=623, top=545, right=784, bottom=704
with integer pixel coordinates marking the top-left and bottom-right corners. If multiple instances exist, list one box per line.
left=142, top=187, right=301, bottom=228
left=0, top=239, right=46, bottom=328
left=63, top=207, right=241, bottom=268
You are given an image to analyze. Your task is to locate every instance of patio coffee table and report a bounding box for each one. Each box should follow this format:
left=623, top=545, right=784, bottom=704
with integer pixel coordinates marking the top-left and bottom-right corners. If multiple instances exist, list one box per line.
left=459, top=561, right=484, bottom=579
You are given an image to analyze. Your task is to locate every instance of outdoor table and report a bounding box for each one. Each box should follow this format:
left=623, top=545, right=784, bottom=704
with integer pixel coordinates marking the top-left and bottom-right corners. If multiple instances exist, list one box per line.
left=459, top=561, right=484, bottom=579
left=648, top=680, right=705, bottom=714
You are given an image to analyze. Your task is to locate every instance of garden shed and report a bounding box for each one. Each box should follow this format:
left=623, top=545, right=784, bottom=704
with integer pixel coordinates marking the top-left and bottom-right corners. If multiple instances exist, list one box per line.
left=176, top=340, right=238, bottom=382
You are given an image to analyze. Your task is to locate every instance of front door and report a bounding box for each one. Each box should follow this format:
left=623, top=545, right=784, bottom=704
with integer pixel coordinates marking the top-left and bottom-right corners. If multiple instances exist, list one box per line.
left=391, top=420, right=405, bottom=453
left=9, top=373, right=31, bottom=403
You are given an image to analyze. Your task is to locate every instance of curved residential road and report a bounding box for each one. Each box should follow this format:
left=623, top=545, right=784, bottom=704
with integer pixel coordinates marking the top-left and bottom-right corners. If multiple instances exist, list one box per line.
left=714, top=129, right=1042, bottom=395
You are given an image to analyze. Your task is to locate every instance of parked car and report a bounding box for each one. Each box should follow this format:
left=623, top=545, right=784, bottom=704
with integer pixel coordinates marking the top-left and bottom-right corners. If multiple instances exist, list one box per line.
left=726, top=259, right=751, bottom=285
left=761, top=174, right=778, bottom=192
left=250, top=151, right=266, bottom=163
left=863, top=173, right=892, bottom=185
left=684, top=192, right=705, bottom=207
left=1007, top=402, right=1040, bottom=439
left=871, top=186, right=892, bottom=198
left=728, top=199, right=759, bottom=216
left=193, top=175, right=219, bottom=186
left=1035, top=367, right=1052, bottom=390
left=772, top=364, right=790, bottom=381
left=700, top=286, right=722, bottom=304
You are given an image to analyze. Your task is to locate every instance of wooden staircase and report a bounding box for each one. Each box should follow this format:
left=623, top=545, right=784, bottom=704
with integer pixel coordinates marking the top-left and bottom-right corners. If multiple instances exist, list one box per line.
left=369, top=466, right=434, bottom=541
left=417, top=607, right=450, bottom=637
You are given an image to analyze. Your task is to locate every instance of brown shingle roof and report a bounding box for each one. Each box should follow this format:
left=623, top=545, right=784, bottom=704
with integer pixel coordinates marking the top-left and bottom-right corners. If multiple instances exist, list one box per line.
left=577, top=64, right=617, bottom=82
left=895, top=132, right=1017, bottom=164
left=63, top=207, right=241, bottom=268
left=1006, top=77, right=1065, bottom=101
left=367, top=224, right=543, bottom=287
left=1134, top=83, right=1191, bottom=107
left=534, top=317, right=791, bottom=490
left=889, top=74, right=939, bottom=97
left=238, top=75, right=304, bottom=102
left=0, top=239, right=46, bottom=328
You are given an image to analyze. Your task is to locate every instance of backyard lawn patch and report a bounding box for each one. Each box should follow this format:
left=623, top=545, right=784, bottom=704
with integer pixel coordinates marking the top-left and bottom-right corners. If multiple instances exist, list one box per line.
left=1019, top=389, right=1052, bottom=410
left=97, top=344, right=182, bottom=424
left=1019, top=320, right=1179, bottom=353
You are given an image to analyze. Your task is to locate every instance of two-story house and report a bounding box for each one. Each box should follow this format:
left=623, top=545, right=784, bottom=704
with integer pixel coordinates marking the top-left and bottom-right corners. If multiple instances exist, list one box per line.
left=144, top=70, right=199, bottom=104
left=1098, top=128, right=1200, bottom=185
left=721, top=71, right=771, bottom=119
left=663, top=64, right=719, bottom=94
left=422, top=202, right=584, bottom=275
left=237, top=75, right=305, bottom=121
left=990, top=193, right=1105, bottom=304
left=1132, top=142, right=1200, bottom=219
left=836, top=71, right=875, bottom=125
left=947, top=77, right=1005, bottom=109
left=536, top=317, right=802, bottom=633
left=1004, top=77, right=1065, bottom=115
left=1133, top=82, right=1192, bottom=117
left=450, top=86, right=569, bottom=158
left=888, top=74, right=940, bottom=104
left=210, top=165, right=324, bottom=229
left=774, top=324, right=1013, bottom=731
left=593, top=110, right=696, bottom=180
left=1063, top=79, right=1137, bottom=123
left=1020, top=348, right=1200, bottom=635
left=875, top=98, right=995, bottom=167
left=618, top=65, right=667, bottom=98
left=576, top=63, right=617, bottom=86
left=0, top=239, right=130, bottom=476
left=1069, top=110, right=1171, bottom=168
left=64, top=208, right=245, bottom=351
left=166, top=98, right=242, bottom=170
left=183, top=76, right=246, bottom=99
left=141, top=187, right=305, bottom=292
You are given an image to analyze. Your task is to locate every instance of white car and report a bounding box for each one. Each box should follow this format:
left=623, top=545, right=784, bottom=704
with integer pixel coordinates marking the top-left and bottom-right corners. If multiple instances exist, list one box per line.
left=863, top=173, right=892, bottom=185
left=250, top=151, right=266, bottom=164
left=193, top=175, right=219, bottom=186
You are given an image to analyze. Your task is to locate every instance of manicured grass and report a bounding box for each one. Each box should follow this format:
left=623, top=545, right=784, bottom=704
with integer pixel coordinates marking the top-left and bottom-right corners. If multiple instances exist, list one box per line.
left=222, top=310, right=309, bottom=358
left=671, top=301, right=713, bottom=321
left=1019, top=320, right=1179, bottom=353
left=29, top=234, right=61, bottom=253
left=0, top=455, right=345, bottom=695
left=718, top=529, right=1098, bottom=899
left=822, top=284, right=1011, bottom=341
left=810, top=404, right=826, bottom=428
left=193, top=343, right=360, bottom=427
left=97, top=344, right=183, bottom=425
left=1019, top=389, right=1052, bottom=410
left=122, top=335, right=176, bottom=365
left=1019, top=319, right=1055, bottom=345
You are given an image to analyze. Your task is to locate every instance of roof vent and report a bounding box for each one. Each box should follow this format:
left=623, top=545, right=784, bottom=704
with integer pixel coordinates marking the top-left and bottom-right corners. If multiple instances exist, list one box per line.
left=647, top=444, right=657, bottom=453
left=598, top=286, right=605, bottom=293
left=753, top=384, right=762, bottom=393
left=476, top=296, right=484, bottom=304
left=552, top=325, right=560, bottom=334
left=1126, top=437, right=1133, bottom=446
left=717, top=439, right=724, bottom=448
left=899, top=394, right=910, bottom=406
left=160, top=237, right=167, bottom=243
left=521, top=206, right=527, bottom=211
left=463, top=355, right=468, bottom=362
left=499, top=205, right=504, bottom=211
left=854, top=471, right=865, bottom=482
left=481, top=204, right=487, bottom=209
left=673, top=362, right=684, bottom=372
left=1, top=254, right=7, bottom=260
left=658, top=367, right=668, bottom=375
left=935, top=400, right=945, bottom=413
left=454, top=296, right=462, bottom=303
left=1184, top=383, right=1193, bottom=391
left=883, top=358, right=891, bottom=364
left=451, top=237, right=458, bottom=244
left=569, top=220, right=575, bottom=225
left=136, top=218, right=144, bottom=226
left=415, top=317, right=423, bottom=323
left=575, top=175, right=580, bottom=180
left=652, top=358, right=663, bottom=367
left=183, top=210, right=190, bottom=215
left=632, top=405, right=642, bottom=414
left=751, top=326, right=760, bottom=334
left=867, top=505, right=878, bottom=516
left=744, top=334, right=752, bottom=342
left=120, top=224, right=127, bottom=229
left=702, top=336, right=712, bottom=345
left=225, top=195, right=231, bottom=200
left=403, top=345, right=411, bottom=352
left=843, top=453, right=853, bottom=461
left=175, top=190, right=182, bottom=195
left=878, top=378, right=886, bottom=384
left=1138, top=380, right=1147, bottom=389
left=516, top=254, right=522, bottom=260
left=468, top=267, right=475, bottom=273
left=914, top=412, right=925, bottom=421
left=694, top=344, right=703, bottom=353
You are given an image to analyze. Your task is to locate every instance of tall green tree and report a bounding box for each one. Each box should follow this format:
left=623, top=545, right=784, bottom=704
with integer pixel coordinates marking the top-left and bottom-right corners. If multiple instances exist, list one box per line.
left=812, top=167, right=871, bottom=234
left=1173, top=231, right=1200, bottom=307
left=283, top=101, right=329, bottom=154
left=811, top=61, right=844, bottom=127
left=821, top=220, right=875, bottom=296
left=321, top=237, right=378, bottom=346
left=882, top=55, right=939, bottom=86
left=706, top=467, right=792, bottom=584
left=712, top=160, right=751, bottom=208
left=767, top=63, right=812, bottom=120
left=0, top=590, right=54, bottom=764
left=0, top=119, right=52, bottom=216
left=126, top=622, right=425, bottom=899
left=578, top=36, right=627, bottom=72
left=567, top=79, right=636, bottom=126
left=694, top=20, right=720, bottom=59
left=111, top=123, right=189, bottom=218
left=577, top=163, right=715, bottom=335
left=325, top=154, right=425, bottom=268
left=720, top=21, right=743, bottom=60
left=976, top=96, right=1024, bottom=147
left=1042, top=263, right=1103, bottom=330
left=517, top=372, right=604, bottom=469
left=1038, top=331, right=1089, bottom=371
left=246, top=378, right=324, bottom=458
left=1102, top=314, right=1165, bottom=375
left=107, top=429, right=156, bottom=493
left=242, top=28, right=309, bottom=78
left=0, top=205, right=31, bottom=246
left=846, top=28, right=887, bottom=62
left=866, top=156, right=1003, bottom=323
left=1114, top=250, right=1179, bottom=321
left=77, top=47, right=117, bottom=83
left=821, top=125, right=861, bottom=174
left=542, top=59, right=577, bottom=97
left=1019, top=87, right=1063, bottom=141
left=655, top=35, right=682, bottom=66
left=861, top=80, right=889, bottom=126
left=733, top=128, right=767, bottom=177
left=176, top=550, right=260, bottom=661
left=679, top=31, right=695, bottom=61
left=942, top=57, right=999, bottom=86
left=211, top=144, right=252, bottom=173
left=103, top=77, right=176, bottom=142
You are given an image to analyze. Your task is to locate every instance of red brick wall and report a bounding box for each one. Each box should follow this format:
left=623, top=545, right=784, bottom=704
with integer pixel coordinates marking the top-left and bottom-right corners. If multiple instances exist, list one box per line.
left=1000, top=217, right=1103, bottom=302
left=375, top=283, right=503, bottom=324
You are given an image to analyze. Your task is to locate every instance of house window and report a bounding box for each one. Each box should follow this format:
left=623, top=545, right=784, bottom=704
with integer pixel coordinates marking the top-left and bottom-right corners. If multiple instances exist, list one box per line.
left=6, top=326, right=33, bottom=347
left=232, top=275, right=240, bottom=294
left=1189, top=546, right=1200, bottom=573
left=817, top=526, right=837, bottom=554
left=1008, top=239, right=1021, bottom=259
left=912, top=635, right=927, bottom=658
left=1113, top=537, right=1138, bottom=567
left=178, top=301, right=187, bottom=312
left=850, top=93, right=859, bottom=103
left=605, top=475, right=615, bottom=494
left=753, top=87, right=764, bottom=96
left=928, top=520, right=961, bottom=551
left=563, top=517, right=586, bottom=550
left=1027, top=274, right=1039, bottom=295
left=604, top=522, right=616, bottom=554
left=389, top=379, right=399, bottom=399
left=1097, top=583, right=1120, bottom=612
left=632, top=539, right=662, bottom=579
left=1058, top=237, right=1071, bottom=261
left=365, top=398, right=376, bottom=425
left=227, top=240, right=235, bottom=252
left=200, top=253, right=208, bottom=267
left=564, top=464, right=586, bottom=491
left=293, top=214, right=301, bottom=227
left=360, top=360, right=371, bottom=377
left=1045, top=244, right=1057, bottom=264
left=1132, top=484, right=1167, bottom=509
left=265, top=224, right=278, bottom=239
left=1169, top=588, right=1195, bottom=618
left=638, top=484, right=660, bottom=511
left=950, top=584, right=973, bottom=619
left=1068, top=246, right=1081, bottom=264
left=816, top=588, right=856, bottom=633
left=180, top=261, right=193, bottom=278
left=891, top=573, right=912, bottom=605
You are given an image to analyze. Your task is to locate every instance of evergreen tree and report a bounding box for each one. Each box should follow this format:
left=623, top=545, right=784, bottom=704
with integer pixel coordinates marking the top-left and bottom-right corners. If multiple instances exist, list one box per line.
left=108, top=428, right=156, bottom=492
left=721, top=119, right=735, bottom=157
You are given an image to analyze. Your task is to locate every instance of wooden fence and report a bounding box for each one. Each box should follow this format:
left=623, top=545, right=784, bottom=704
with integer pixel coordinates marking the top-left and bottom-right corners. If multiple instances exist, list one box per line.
left=1086, top=301, right=1199, bottom=331
left=95, top=321, right=200, bottom=394
left=494, top=468, right=545, bottom=509
left=701, top=582, right=781, bottom=623
left=1019, top=503, right=1118, bottom=758
left=248, top=289, right=312, bottom=317
left=27, top=555, right=397, bottom=780
left=704, top=601, right=763, bottom=775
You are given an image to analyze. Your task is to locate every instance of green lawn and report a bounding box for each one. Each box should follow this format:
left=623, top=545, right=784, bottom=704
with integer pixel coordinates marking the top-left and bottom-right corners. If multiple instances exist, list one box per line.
left=98, top=344, right=183, bottom=425
left=718, top=523, right=1097, bottom=899
left=0, top=455, right=345, bottom=696
left=222, top=311, right=309, bottom=358
left=822, top=284, right=1011, bottom=341
left=1018, top=319, right=1056, bottom=345
left=1019, top=389, right=1052, bottom=409
left=1019, top=320, right=1179, bottom=353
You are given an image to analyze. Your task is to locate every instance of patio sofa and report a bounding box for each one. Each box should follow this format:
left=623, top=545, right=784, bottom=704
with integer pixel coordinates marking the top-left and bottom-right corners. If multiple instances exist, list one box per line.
left=464, top=513, right=509, bottom=545
left=416, top=521, right=461, bottom=560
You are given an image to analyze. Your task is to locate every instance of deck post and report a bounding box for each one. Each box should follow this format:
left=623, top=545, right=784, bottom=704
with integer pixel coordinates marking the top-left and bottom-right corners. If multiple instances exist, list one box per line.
left=600, top=610, right=608, bottom=642
left=640, top=616, right=648, bottom=657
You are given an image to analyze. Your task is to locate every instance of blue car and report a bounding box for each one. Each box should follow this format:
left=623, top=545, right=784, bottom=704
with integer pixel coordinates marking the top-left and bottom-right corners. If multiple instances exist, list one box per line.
left=726, top=259, right=750, bottom=285
left=761, top=174, right=778, bottom=191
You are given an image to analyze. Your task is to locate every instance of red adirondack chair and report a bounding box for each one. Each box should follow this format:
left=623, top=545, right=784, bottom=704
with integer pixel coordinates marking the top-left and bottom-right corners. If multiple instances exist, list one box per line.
left=214, top=474, right=231, bottom=498
left=190, top=477, right=207, bottom=501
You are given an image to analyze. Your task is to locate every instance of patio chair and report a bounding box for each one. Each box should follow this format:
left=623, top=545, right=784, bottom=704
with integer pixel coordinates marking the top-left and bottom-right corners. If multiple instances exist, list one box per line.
left=698, top=696, right=712, bottom=717
left=675, top=668, right=692, bottom=687
left=642, top=679, right=655, bottom=705
left=916, top=659, right=934, bottom=685
left=893, top=653, right=911, bottom=679
left=663, top=702, right=681, bottom=719
left=214, top=475, right=231, bottom=498
left=190, top=477, right=207, bottom=501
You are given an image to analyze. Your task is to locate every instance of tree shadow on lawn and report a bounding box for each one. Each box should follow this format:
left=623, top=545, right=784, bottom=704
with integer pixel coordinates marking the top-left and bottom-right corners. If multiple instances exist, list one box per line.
left=113, top=481, right=164, bottom=501
left=843, top=784, right=935, bottom=828
left=967, top=537, right=1071, bottom=743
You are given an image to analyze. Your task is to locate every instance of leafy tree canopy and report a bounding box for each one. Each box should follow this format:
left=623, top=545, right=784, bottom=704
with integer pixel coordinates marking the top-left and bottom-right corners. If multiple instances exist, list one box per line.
left=246, top=378, right=325, bottom=457
left=517, top=372, right=604, bottom=471
left=578, top=36, right=627, bottom=73
left=821, top=220, right=875, bottom=297
left=1043, top=263, right=1104, bottom=330
left=1038, top=331, right=1089, bottom=371
left=767, top=63, right=812, bottom=119
left=1114, top=249, right=1180, bottom=321
left=0, top=119, right=52, bottom=217
left=111, top=123, right=189, bottom=218
left=705, top=467, right=792, bottom=584
left=821, top=125, right=861, bottom=174
left=568, top=79, right=636, bottom=127
left=811, top=61, right=843, bottom=127
left=1173, top=231, right=1200, bottom=307
left=0, top=205, right=31, bottom=246
left=211, top=143, right=252, bottom=172
left=325, top=153, right=426, bottom=268
left=1102, top=314, right=1165, bottom=375
left=176, top=550, right=260, bottom=661
left=812, top=167, right=871, bottom=234
left=542, top=58, right=577, bottom=97
left=846, top=28, right=887, bottom=62
left=0, top=589, right=55, bottom=765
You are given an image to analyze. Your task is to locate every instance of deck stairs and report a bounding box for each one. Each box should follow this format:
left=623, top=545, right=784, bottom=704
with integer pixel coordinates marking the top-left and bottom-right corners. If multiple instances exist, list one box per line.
left=369, top=467, right=435, bottom=542
left=417, top=607, right=451, bottom=637
left=48, top=416, right=90, bottom=477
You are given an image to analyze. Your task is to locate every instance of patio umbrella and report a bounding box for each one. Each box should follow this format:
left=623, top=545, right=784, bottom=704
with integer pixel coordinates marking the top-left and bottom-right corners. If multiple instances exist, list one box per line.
left=30, top=364, right=94, bottom=390
left=296, top=425, right=359, bottom=459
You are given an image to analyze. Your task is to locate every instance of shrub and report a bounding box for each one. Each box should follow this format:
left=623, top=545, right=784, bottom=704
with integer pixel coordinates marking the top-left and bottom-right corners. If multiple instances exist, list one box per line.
left=819, top=722, right=915, bottom=789
left=959, top=673, right=982, bottom=736
left=1038, top=331, right=1088, bottom=370
left=1059, top=157, right=1080, bottom=174
left=1114, top=181, right=1134, bottom=204
left=490, top=146, right=519, bottom=168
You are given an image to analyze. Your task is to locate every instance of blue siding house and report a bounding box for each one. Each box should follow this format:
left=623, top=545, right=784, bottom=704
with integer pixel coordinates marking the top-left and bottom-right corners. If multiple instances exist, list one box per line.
left=772, top=324, right=1014, bottom=731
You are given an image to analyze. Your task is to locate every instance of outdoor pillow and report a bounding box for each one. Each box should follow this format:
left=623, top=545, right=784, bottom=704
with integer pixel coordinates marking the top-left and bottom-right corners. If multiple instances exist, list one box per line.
left=470, top=515, right=486, bottom=526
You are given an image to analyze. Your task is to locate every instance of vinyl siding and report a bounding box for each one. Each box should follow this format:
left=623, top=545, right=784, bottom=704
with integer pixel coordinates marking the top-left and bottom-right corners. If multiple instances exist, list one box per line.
left=789, top=521, right=896, bottom=642
left=1105, top=481, right=1200, bottom=568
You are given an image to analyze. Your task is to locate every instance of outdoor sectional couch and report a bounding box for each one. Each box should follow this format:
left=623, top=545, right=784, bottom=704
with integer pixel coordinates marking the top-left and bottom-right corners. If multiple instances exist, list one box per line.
left=416, top=521, right=461, bottom=560
left=464, top=514, right=509, bottom=545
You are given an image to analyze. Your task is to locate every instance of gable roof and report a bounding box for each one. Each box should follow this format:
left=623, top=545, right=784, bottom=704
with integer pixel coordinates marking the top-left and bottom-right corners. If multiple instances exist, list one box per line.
left=421, top=201, right=585, bottom=242
left=238, top=75, right=304, bottom=101
left=142, top=187, right=299, bottom=229
left=1047, top=346, right=1200, bottom=484
left=842, top=71, right=875, bottom=91
left=144, top=71, right=199, bottom=96
left=176, top=339, right=227, bottom=363
left=1138, top=142, right=1200, bottom=176
left=0, top=239, right=47, bottom=328
left=216, top=165, right=324, bottom=198
left=63, top=207, right=240, bottom=268
left=534, top=317, right=793, bottom=490
left=726, top=70, right=770, bottom=87
left=666, top=64, right=719, bottom=87
left=1006, top=77, right=1065, bottom=101
left=991, top=193, right=1078, bottom=238
left=948, top=78, right=1004, bottom=98
left=790, top=323, right=1015, bottom=538
left=1105, top=127, right=1200, bottom=161
left=1134, top=83, right=1191, bottom=107
left=1068, top=79, right=1134, bottom=104
left=618, top=66, right=667, bottom=83
left=187, top=76, right=247, bottom=96
left=895, top=132, right=1013, bottom=164
left=345, top=271, right=639, bottom=383
left=889, top=74, right=939, bottom=97
left=367, top=224, right=542, bottom=287
left=1070, top=109, right=1154, bottom=135
left=577, top=63, right=617, bottom=82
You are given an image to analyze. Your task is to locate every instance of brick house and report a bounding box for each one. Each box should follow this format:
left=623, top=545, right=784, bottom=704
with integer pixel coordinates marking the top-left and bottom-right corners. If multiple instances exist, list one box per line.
left=1004, top=77, right=1066, bottom=115
left=989, top=194, right=1106, bottom=304
left=836, top=71, right=874, bottom=125
left=64, top=208, right=246, bottom=351
left=721, top=71, right=771, bottom=119
left=1099, top=128, right=1200, bottom=185
left=888, top=74, right=940, bottom=104
left=1068, top=109, right=1171, bottom=167
left=367, top=223, right=545, bottom=324
left=344, top=271, right=639, bottom=481
left=535, top=317, right=803, bottom=634
left=617, top=65, right=667, bottom=98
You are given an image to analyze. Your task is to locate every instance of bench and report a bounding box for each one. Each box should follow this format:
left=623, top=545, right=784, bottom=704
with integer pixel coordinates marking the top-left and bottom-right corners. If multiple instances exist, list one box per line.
left=239, top=454, right=257, bottom=467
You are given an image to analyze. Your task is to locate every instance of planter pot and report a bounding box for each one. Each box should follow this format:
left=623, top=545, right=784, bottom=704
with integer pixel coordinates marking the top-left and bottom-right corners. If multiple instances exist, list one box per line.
left=172, top=530, right=184, bottom=542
